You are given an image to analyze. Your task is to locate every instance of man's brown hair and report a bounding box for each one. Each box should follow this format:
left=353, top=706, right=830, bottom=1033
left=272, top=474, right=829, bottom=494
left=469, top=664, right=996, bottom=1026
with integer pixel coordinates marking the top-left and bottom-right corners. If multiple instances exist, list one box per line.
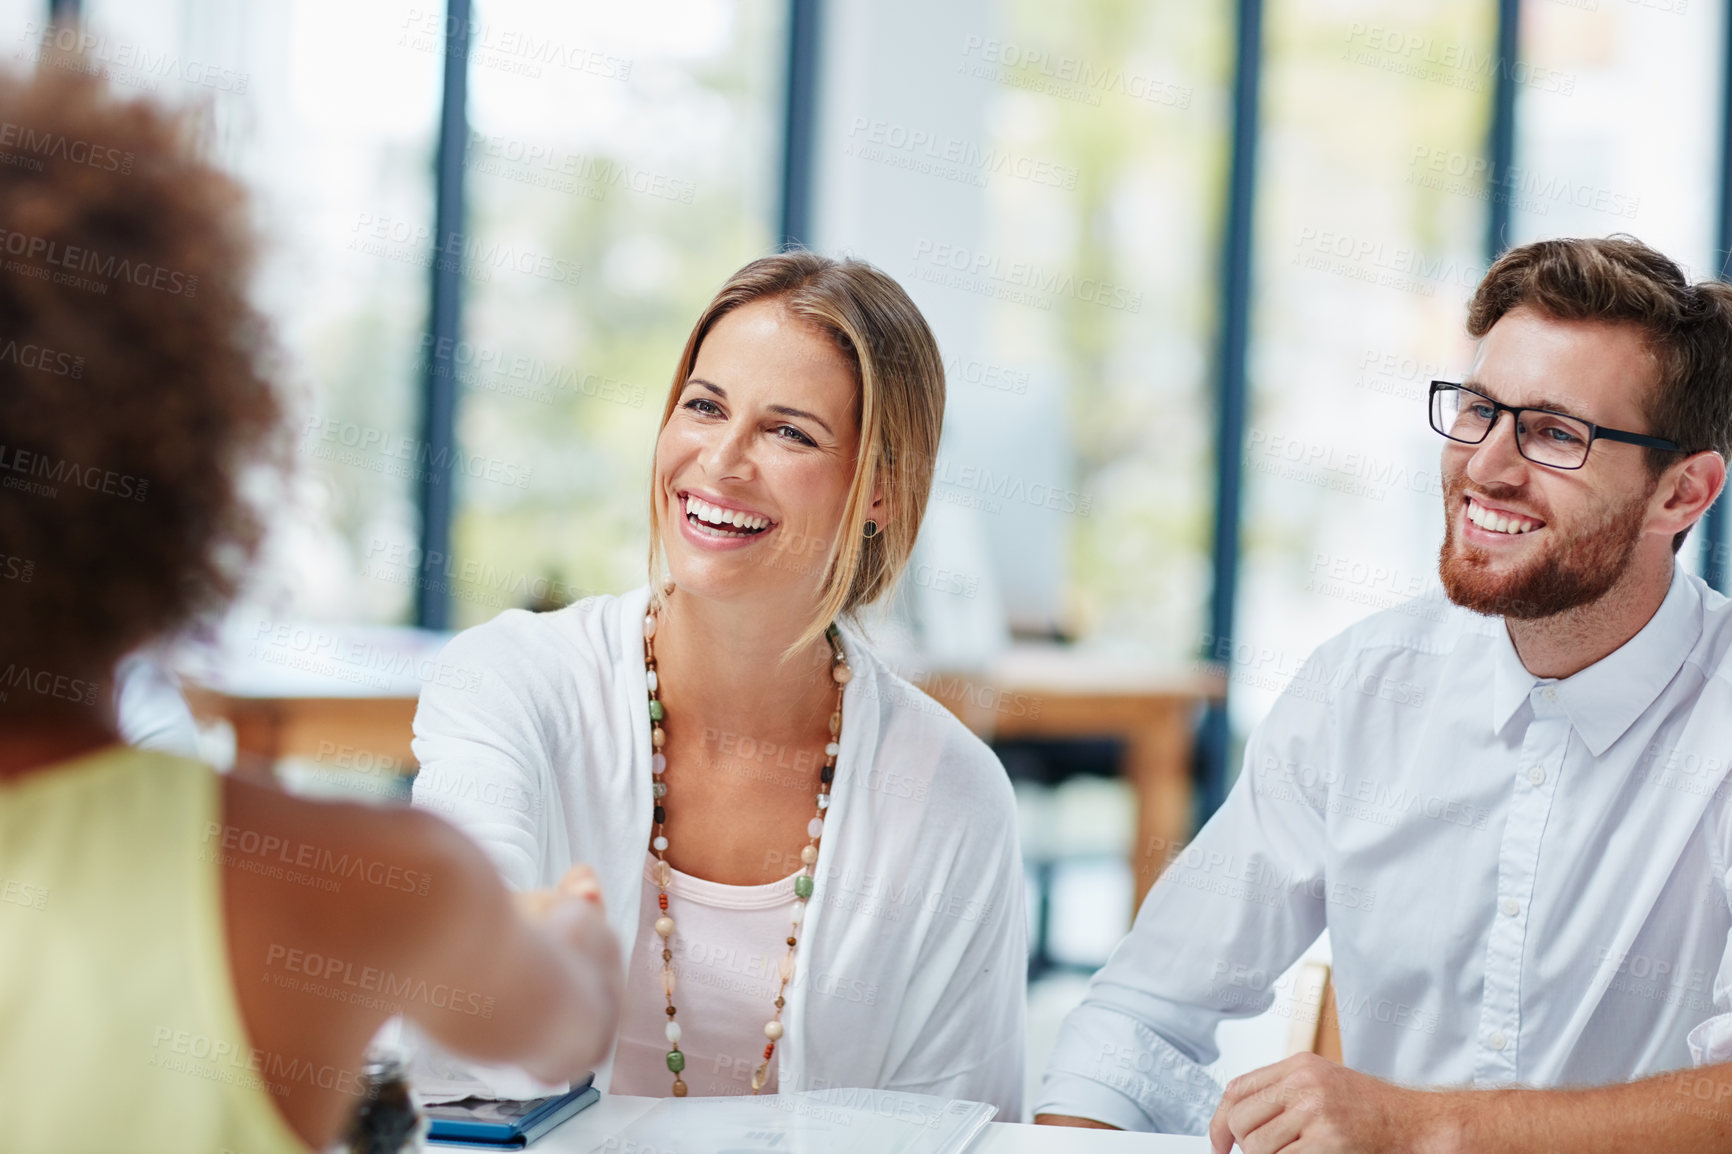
left=0, top=66, right=282, bottom=698
left=1466, top=235, right=1732, bottom=552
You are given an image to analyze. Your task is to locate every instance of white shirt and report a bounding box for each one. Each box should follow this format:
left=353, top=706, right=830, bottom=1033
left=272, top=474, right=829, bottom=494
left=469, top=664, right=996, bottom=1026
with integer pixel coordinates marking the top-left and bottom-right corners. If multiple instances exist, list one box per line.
left=1039, top=564, right=1732, bottom=1133
left=115, top=653, right=201, bottom=759
left=610, top=852, right=797, bottom=1097
left=411, top=587, right=1027, bottom=1116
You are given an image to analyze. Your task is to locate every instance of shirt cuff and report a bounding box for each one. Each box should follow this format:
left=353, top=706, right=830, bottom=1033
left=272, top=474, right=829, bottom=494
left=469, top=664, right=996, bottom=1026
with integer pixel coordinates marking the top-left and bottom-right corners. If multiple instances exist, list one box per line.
left=1688, top=1014, right=1732, bottom=1065
left=1037, top=1010, right=1222, bottom=1134
left=1033, top=1071, right=1158, bottom=1132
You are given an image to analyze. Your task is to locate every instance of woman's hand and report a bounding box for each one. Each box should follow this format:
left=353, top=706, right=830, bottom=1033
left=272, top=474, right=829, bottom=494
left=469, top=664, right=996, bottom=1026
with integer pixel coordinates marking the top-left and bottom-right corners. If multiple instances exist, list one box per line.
left=514, top=864, right=606, bottom=920
left=510, top=863, right=622, bottom=1079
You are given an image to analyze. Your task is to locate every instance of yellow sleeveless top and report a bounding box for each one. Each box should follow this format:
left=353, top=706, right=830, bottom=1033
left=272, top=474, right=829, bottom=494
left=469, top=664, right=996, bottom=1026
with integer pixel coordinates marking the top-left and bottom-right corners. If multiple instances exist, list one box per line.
left=0, top=747, right=310, bottom=1153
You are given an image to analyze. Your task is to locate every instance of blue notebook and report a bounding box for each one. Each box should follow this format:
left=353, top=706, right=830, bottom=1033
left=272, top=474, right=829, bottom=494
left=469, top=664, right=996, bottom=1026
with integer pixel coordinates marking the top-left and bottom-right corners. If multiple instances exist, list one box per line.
left=426, top=1077, right=599, bottom=1149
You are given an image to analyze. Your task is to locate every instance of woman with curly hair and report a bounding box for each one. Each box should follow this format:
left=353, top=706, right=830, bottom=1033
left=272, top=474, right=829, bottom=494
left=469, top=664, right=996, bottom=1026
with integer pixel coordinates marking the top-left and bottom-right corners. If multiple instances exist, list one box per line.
left=0, top=68, right=622, bottom=1153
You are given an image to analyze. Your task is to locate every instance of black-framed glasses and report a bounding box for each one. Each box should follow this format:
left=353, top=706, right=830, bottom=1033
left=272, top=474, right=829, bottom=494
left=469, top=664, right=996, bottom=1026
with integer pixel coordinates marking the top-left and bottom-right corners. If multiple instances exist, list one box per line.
left=1428, top=381, right=1686, bottom=471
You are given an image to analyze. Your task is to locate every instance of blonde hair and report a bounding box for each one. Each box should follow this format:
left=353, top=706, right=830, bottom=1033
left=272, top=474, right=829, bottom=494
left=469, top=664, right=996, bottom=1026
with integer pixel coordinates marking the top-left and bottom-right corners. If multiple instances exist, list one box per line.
left=648, top=251, right=945, bottom=654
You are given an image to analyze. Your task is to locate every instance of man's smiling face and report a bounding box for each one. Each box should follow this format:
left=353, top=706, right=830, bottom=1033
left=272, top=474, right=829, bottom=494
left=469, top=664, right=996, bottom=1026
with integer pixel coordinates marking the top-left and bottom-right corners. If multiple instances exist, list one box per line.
left=1438, top=306, right=1665, bottom=619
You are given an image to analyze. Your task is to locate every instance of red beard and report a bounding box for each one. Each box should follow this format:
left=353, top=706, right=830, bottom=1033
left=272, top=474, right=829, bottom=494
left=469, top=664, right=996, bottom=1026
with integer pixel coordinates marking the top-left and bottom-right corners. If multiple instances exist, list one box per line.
left=1438, top=471, right=1653, bottom=620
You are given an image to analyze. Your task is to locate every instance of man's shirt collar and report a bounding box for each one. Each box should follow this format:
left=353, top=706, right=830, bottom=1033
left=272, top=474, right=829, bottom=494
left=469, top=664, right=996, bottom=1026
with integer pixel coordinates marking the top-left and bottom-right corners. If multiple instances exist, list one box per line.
left=1488, top=563, right=1700, bottom=755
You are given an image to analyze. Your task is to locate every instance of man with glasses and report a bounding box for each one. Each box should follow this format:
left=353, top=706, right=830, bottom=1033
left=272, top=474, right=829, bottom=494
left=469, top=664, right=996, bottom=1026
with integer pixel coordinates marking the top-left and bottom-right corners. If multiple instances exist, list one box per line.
left=1036, top=235, right=1732, bottom=1152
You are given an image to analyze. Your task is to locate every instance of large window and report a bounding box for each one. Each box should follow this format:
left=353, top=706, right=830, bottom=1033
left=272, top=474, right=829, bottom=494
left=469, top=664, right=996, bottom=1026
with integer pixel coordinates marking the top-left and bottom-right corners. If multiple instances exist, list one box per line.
left=1512, top=0, right=1719, bottom=270
left=1232, top=1, right=1498, bottom=730
left=65, top=0, right=443, bottom=622
left=813, top=0, right=1232, bottom=660
left=50, top=1, right=783, bottom=629
left=976, top=0, right=1232, bottom=654
left=52, top=0, right=1726, bottom=657
left=439, top=0, right=787, bottom=626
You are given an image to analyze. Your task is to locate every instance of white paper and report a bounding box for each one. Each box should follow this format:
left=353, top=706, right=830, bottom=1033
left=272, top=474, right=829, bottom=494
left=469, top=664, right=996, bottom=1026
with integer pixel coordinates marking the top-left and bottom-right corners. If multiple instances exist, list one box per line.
left=387, top=1017, right=570, bottom=1104
left=589, top=1089, right=995, bottom=1154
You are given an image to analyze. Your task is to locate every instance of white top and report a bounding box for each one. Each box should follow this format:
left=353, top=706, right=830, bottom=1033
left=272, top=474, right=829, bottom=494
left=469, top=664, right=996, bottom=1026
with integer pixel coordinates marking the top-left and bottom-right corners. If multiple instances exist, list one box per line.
left=1040, top=564, right=1732, bottom=1133
left=611, top=852, right=798, bottom=1097
left=411, top=587, right=1027, bottom=1116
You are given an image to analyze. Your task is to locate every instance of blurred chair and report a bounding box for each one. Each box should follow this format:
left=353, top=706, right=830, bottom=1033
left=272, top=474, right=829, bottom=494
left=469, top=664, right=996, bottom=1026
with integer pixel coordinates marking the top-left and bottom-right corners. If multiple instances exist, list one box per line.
left=1285, top=961, right=1343, bottom=1063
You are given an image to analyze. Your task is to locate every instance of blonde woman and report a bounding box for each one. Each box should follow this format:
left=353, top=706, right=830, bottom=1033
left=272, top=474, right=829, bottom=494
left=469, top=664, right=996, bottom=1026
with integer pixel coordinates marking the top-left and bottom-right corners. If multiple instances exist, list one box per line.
left=413, top=252, right=1027, bottom=1112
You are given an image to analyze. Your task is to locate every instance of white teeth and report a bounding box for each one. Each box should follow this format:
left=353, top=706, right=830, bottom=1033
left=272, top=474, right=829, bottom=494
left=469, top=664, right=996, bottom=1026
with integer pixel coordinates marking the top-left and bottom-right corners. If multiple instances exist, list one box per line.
left=684, top=496, right=769, bottom=533
left=1468, top=499, right=1536, bottom=536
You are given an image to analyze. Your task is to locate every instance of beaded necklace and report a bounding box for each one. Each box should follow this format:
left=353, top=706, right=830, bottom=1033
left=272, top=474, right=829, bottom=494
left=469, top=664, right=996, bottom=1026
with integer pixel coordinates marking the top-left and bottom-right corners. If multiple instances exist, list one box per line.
left=641, top=609, right=851, bottom=1097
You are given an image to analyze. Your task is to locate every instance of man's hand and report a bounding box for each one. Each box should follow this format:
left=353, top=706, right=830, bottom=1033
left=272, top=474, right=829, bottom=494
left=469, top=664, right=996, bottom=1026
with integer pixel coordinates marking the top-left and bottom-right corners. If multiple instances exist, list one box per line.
left=1209, top=1054, right=1455, bottom=1154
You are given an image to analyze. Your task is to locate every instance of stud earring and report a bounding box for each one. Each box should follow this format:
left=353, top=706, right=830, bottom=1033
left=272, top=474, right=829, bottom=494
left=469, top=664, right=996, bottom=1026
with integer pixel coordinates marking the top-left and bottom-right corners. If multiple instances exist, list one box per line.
left=862, top=520, right=879, bottom=539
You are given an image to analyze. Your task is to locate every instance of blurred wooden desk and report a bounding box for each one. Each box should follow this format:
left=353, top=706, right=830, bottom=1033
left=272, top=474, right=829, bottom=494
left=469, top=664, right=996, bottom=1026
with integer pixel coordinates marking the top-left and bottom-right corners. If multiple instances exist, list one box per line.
left=178, top=622, right=446, bottom=773
left=917, top=646, right=1224, bottom=904
left=182, top=688, right=420, bottom=769
left=182, top=628, right=1225, bottom=906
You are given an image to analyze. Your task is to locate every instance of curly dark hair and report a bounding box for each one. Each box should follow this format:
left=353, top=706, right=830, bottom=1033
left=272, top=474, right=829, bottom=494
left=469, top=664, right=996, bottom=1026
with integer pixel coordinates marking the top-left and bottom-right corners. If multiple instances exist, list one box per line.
left=0, top=66, right=282, bottom=700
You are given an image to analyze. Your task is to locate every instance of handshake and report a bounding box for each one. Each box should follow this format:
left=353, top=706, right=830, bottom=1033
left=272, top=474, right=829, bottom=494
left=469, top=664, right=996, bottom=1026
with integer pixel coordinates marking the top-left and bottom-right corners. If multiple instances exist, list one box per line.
left=514, top=863, right=606, bottom=921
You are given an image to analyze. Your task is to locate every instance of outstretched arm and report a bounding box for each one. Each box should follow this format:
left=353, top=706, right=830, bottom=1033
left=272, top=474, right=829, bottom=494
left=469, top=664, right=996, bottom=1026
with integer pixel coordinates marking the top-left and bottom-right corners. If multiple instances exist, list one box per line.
left=397, top=813, right=622, bottom=1081
left=221, top=777, right=622, bottom=1149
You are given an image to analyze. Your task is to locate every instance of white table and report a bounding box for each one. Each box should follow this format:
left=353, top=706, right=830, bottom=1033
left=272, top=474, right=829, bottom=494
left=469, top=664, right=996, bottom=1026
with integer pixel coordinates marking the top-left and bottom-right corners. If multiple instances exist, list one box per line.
left=501, top=1092, right=1210, bottom=1152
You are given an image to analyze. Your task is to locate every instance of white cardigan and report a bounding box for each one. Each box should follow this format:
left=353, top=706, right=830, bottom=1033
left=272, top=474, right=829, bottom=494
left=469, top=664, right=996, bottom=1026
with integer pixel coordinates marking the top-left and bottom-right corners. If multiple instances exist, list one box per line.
left=410, top=587, right=1027, bottom=1116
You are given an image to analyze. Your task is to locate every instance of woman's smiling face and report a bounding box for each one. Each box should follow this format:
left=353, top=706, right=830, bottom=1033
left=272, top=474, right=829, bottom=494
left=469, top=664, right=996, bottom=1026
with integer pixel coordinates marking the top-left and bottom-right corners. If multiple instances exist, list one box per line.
left=653, top=298, right=862, bottom=607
